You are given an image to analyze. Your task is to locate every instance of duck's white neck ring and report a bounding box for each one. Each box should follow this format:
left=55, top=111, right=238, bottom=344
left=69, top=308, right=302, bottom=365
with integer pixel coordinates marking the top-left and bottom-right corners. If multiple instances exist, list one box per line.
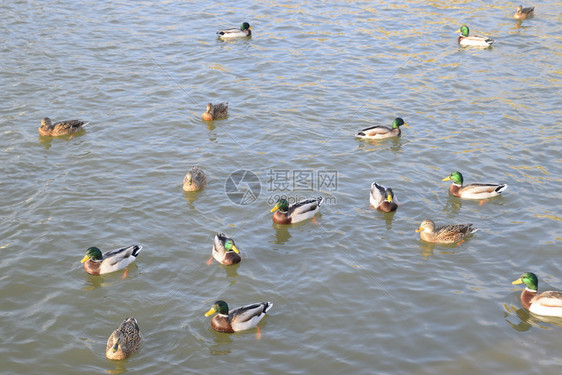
left=452, top=183, right=462, bottom=187
left=524, top=287, right=537, bottom=293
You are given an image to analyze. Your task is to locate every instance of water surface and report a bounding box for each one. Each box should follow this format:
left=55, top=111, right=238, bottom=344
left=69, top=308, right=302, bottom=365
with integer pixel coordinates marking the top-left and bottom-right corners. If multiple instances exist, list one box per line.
left=1, top=1, right=561, bottom=374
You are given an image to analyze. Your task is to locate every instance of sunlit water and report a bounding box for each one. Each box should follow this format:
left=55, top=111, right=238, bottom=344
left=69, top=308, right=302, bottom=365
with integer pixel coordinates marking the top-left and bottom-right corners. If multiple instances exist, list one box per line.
left=1, top=1, right=561, bottom=374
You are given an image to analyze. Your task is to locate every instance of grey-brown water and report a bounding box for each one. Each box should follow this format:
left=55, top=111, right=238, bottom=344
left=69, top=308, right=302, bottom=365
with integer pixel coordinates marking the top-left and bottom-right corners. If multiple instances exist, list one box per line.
left=1, top=1, right=561, bottom=374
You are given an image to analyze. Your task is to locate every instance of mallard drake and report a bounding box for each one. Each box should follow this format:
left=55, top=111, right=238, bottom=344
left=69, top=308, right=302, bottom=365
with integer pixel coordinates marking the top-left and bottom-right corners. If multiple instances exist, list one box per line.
left=442, top=171, right=507, bottom=199
left=355, top=118, right=408, bottom=139
left=416, top=219, right=477, bottom=244
left=512, top=272, right=562, bottom=317
left=201, top=102, right=228, bottom=121
left=270, top=197, right=323, bottom=224
left=106, top=317, right=143, bottom=360
left=205, top=300, right=273, bottom=333
left=217, top=22, right=251, bottom=39
left=38, top=117, right=88, bottom=137
left=514, top=5, right=534, bottom=20
left=456, top=25, right=494, bottom=48
left=211, top=233, right=241, bottom=265
left=369, top=182, right=398, bottom=213
left=183, top=166, right=207, bottom=192
left=80, top=245, right=142, bottom=275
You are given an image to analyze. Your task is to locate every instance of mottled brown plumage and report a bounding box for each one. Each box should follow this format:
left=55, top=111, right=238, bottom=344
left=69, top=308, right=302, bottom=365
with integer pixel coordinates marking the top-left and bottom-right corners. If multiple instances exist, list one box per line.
left=182, top=166, right=207, bottom=192
left=416, top=219, right=477, bottom=244
left=38, top=117, right=87, bottom=137
left=201, top=102, right=228, bottom=121
left=514, top=5, right=534, bottom=20
left=105, top=317, right=143, bottom=360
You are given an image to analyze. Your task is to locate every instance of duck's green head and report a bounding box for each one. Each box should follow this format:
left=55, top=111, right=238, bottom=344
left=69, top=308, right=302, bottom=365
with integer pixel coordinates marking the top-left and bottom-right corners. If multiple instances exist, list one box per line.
left=270, top=198, right=289, bottom=212
left=512, top=272, right=538, bottom=291
left=442, top=171, right=463, bottom=185
left=224, top=239, right=240, bottom=254
left=392, top=118, right=408, bottom=129
left=456, top=25, right=469, bottom=37
left=241, top=22, right=251, bottom=31
left=385, top=188, right=395, bottom=202
left=80, top=247, right=102, bottom=263
left=205, top=300, right=229, bottom=316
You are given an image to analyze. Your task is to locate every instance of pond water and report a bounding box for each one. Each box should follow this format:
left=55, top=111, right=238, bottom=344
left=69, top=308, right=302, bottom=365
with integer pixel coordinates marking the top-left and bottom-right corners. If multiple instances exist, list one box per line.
left=1, top=1, right=561, bottom=374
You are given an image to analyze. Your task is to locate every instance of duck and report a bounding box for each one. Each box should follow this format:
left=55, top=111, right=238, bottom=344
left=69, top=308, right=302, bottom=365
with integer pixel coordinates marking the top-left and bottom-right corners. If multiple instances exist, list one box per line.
left=512, top=272, right=562, bottom=317
left=201, top=102, right=228, bottom=121
left=514, top=5, right=534, bottom=20
left=456, top=25, right=494, bottom=48
left=355, top=118, right=408, bottom=140
left=38, top=117, right=88, bottom=137
left=80, top=245, right=142, bottom=275
left=205, top=300, right=273, bottom=333
left=217, top=22, right=251, bottom=39
left=211, top=233, right=241, bottom=265
left=270, top=197, right=323, bottom=224
left=182, top=166, right=207, bottom=192
left=105, top=317, right=143, bottom=360
left=442, top=171, right=507, bottom=199
left=416, top=219, right=477, bottom=244
left=369, top=182, right=398, bottom=213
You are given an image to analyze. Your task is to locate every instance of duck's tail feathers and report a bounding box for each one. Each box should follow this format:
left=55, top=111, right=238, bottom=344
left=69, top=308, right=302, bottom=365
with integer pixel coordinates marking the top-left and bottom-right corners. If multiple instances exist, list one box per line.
left=131, top=245, right=143, bottom=257
left=496, top=184, right=508, bottom=193
left=263, top=302, right=273, bottom=313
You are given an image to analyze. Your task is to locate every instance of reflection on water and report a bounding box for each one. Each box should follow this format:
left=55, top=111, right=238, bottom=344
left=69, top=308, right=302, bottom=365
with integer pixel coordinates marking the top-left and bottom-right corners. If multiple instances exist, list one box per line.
left=81, top=265, right=138, bottom=290
left=183, top=191, right=201, bottom=207
left=373, top=210, right=396, bottom=230
left=355, top=136, right=404, bottom=153
left=208, top=329, right=234, bottom=356
left=220, top=263, right=240, bottom=279
left=105, top=362, right=128, bottom=375
left=204, top=120, right=218, bottom=142
left=271, top=224, right=292, bottom=245
left=504, top=302, right=562, bottom=332
left=83, top=274, right=107, bottom=290
left=38, top=137, right=54, bottom=150
left=417, top=240, right=458, bottom=260
left=442, top=196, right=463, bottom=216
left=37, top=129, right=88, bottom=150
